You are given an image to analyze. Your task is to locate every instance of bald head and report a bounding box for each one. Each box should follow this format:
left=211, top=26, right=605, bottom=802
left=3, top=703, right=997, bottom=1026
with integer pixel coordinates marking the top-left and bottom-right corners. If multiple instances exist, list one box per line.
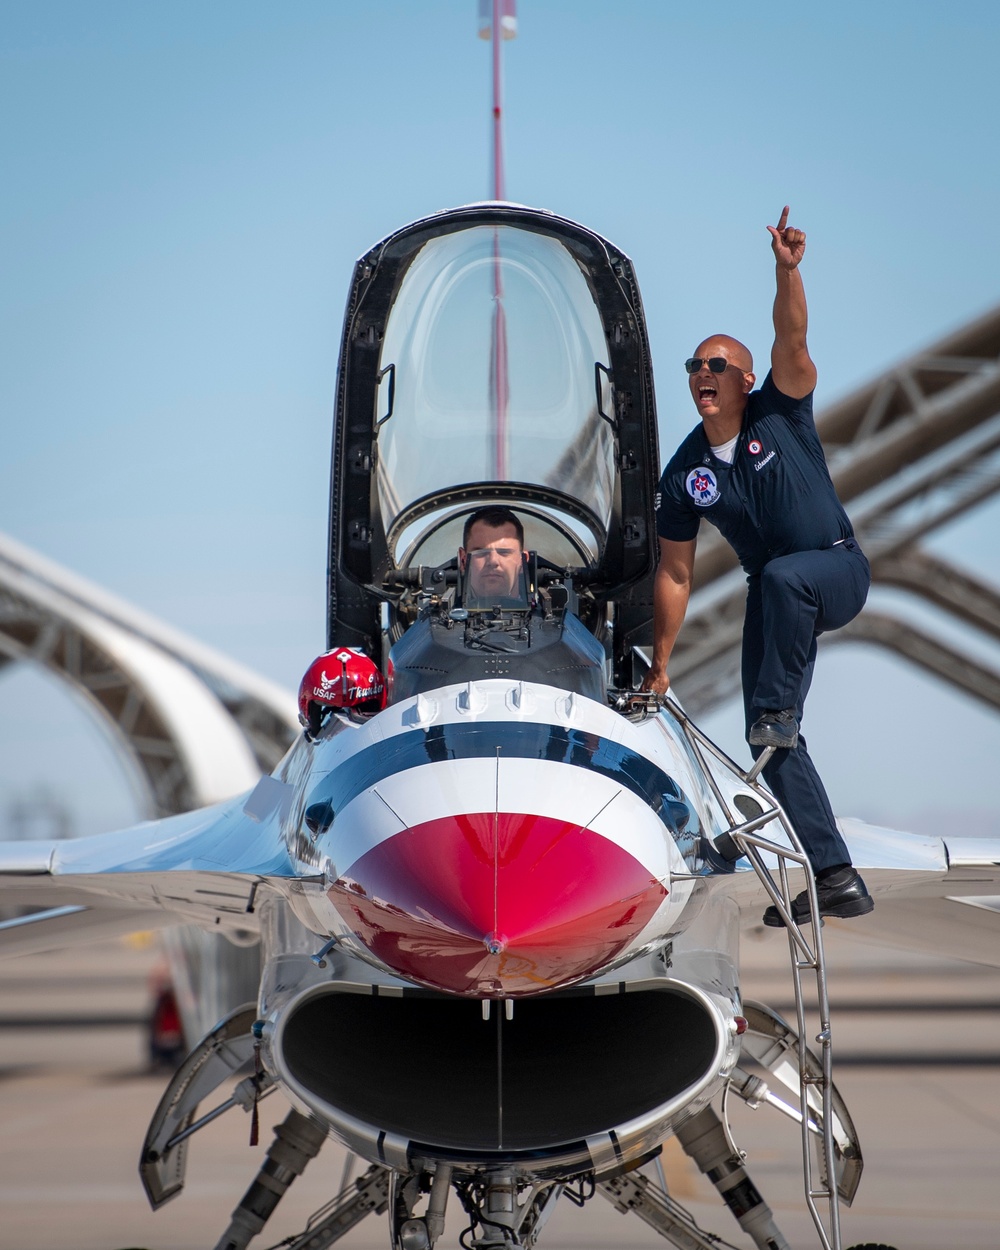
left=687, top=335, right=756, bottom=429
left=693, top=334, right=753, bottom=373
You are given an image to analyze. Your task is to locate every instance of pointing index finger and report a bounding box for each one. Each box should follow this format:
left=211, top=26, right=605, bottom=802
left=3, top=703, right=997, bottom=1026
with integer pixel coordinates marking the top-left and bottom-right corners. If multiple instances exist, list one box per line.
left=775, top=205, right=790, bottom=233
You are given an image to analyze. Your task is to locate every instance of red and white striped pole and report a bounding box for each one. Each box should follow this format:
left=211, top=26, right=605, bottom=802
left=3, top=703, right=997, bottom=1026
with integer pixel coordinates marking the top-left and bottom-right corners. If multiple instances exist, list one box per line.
left=478, top=0, right=517, bottom=201
left=478, top=1, right=517, bottom=478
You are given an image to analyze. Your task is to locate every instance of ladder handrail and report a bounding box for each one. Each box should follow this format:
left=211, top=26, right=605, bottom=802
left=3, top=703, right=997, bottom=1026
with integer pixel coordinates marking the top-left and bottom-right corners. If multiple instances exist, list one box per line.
left=658, top=696, right=842, bottom=1250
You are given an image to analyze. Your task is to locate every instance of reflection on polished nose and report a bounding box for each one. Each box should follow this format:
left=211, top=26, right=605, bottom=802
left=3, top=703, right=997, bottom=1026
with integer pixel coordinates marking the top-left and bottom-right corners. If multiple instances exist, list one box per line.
left=325, top=811, right=667, bottom=997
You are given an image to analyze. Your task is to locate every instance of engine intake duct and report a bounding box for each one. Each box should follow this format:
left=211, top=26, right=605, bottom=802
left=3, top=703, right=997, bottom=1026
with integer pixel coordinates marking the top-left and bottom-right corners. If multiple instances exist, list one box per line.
left=277, top=983, right=721, bottom=1160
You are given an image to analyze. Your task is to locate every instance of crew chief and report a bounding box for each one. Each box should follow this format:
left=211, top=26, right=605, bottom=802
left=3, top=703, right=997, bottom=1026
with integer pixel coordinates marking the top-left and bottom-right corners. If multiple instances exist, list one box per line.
left=642, top=207, right=873, bottom=927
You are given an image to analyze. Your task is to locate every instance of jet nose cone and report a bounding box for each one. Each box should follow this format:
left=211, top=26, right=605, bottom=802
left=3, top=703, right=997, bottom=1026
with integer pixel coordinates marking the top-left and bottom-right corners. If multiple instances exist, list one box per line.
left=327, top=812, right=667, bottom=996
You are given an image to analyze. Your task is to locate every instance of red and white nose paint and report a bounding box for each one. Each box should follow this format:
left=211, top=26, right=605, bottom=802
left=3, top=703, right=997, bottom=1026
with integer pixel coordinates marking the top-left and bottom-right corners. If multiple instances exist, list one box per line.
left=306, top=685, right=693, bottom=996
left=329, top=808, right=667, bottom=995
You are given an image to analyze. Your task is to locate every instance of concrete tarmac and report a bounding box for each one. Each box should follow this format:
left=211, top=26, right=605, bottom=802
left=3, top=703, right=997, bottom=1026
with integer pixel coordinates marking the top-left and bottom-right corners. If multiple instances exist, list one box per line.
left=2, top=928, right=1000, bottom=1250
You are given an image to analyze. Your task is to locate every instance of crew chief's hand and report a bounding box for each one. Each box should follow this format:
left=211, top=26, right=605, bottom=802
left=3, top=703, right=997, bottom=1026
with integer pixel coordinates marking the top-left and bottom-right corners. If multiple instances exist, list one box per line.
left=640, top=666, right=670, bottom=696
left=767, top=205, right=806, bottom=269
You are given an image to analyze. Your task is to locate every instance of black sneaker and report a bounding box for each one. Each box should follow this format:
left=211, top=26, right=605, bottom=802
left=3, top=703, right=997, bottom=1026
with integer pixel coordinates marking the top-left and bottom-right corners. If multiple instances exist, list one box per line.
left=749, top=708, right=799, bottom=749
left=763, top=866, right=874, bottom=927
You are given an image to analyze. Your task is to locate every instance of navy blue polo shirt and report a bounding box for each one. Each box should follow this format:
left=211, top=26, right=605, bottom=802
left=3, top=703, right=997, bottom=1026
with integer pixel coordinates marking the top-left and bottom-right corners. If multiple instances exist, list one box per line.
left=655, top=372, right=853, bottom=577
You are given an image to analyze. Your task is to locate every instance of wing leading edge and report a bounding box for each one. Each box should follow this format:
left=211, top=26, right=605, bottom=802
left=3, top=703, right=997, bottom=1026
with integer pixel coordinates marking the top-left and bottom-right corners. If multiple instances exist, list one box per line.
left=835, top=823, right=1000, bottom=967
left=0, top=783, right=311, bottom=957
left=724, top=815, right=1000, bottom=967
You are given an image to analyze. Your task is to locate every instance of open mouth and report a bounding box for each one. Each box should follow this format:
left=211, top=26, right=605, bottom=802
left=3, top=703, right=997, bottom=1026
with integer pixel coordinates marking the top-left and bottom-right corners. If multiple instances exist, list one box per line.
left=697, top=386, right=717, bottom=402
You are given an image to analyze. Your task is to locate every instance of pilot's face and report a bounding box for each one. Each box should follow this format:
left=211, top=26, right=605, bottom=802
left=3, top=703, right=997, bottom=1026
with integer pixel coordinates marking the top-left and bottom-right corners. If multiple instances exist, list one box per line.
left=460, top=522, right=523, bottom=599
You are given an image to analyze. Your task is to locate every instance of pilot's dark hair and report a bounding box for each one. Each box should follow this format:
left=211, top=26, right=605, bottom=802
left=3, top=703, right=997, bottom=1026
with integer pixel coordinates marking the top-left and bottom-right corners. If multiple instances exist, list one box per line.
left=462, top=507, right=524, bottom=549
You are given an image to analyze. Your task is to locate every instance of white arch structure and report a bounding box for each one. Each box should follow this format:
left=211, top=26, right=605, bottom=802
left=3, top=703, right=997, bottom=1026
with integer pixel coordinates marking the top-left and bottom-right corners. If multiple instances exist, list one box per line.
left=0, top=532, right=298, bottom=819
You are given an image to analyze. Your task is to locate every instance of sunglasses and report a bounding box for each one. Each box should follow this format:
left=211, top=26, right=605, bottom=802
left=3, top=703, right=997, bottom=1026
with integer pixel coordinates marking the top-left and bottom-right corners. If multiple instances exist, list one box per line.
left=684, top=357, right=736, bottom=375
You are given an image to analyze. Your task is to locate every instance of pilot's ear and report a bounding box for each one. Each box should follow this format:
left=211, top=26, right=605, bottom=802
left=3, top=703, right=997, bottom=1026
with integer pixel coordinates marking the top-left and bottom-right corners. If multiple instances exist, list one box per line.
left=458, top=547, right=467, bottom=572
left=743, top=372, right=756, bottom=393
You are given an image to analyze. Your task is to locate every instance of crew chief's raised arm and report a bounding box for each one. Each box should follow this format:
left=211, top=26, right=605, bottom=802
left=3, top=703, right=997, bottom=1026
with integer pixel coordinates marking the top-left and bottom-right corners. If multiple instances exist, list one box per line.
left=768, top=204, right=816, bottom=399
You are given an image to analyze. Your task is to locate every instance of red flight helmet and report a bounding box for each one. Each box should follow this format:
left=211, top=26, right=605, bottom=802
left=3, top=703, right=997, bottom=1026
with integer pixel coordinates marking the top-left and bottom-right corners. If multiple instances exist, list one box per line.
left=297, top=648, right=387, bottom=735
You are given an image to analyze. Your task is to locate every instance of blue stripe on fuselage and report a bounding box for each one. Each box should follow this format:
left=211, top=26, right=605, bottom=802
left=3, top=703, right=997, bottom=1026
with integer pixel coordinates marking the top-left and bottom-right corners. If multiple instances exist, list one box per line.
left=305, top=722, right=692, bottom=832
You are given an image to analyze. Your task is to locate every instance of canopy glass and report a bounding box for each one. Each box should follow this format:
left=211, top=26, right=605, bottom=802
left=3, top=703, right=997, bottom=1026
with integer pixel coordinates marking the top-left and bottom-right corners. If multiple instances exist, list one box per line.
left=374, top=225, right=616, bottom=567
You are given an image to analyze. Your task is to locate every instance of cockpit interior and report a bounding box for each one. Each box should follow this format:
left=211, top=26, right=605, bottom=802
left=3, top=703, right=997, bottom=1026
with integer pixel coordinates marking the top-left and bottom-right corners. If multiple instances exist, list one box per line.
left=326, top=204, right=661, bottom=703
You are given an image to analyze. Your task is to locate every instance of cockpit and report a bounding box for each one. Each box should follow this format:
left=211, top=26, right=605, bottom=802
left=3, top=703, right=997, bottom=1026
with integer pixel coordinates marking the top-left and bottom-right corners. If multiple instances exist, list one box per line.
left=374, top=224, right=615, bottom=572
left=327, top=204, right=660, bottom=702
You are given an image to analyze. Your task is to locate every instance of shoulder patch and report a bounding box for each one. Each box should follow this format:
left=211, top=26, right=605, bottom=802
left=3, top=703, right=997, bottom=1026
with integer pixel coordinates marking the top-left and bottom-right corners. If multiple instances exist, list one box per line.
left=685, top=466, right=721, bottom=507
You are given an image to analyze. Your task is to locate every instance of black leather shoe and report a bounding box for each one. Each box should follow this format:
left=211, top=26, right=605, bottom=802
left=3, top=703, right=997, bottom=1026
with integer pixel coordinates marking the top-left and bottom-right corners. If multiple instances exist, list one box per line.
left=763, top=866, right=874, bottom=927
left=749, top=708, right=799, bottom=749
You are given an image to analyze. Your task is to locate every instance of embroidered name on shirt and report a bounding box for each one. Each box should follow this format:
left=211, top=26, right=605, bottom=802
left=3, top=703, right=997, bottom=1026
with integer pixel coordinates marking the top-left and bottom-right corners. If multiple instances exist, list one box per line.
left=754, top=450, right=776, bottom=472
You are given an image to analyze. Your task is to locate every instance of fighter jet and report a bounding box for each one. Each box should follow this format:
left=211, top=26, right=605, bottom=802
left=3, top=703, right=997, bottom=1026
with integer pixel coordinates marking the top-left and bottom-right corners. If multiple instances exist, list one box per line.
left=2, top=202, right=999, bottom=1250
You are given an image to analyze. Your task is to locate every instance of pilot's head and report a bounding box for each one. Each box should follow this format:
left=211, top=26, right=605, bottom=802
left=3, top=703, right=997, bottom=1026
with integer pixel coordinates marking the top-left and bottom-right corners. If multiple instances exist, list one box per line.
left=686, top=334, right=755, bottom=423
left=459, top=507, right=525, bottom=601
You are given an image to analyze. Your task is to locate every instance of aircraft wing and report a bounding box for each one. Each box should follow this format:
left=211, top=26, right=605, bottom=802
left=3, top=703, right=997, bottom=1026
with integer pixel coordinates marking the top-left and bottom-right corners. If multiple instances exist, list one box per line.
left=0, top=777, right=310, bottom=957
left=724, top=815, right=1000, bottom=967
left=833, top=820, right=1000, bottom=967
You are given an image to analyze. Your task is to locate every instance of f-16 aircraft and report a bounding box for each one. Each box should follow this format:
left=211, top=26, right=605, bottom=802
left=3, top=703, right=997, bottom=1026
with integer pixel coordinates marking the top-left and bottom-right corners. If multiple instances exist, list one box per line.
left=3, top=202, right=1000, bottom=1250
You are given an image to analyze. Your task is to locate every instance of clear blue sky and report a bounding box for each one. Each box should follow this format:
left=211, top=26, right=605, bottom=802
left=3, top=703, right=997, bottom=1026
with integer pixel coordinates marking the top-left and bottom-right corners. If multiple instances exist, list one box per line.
left=2, top=1, right=999, bottom=837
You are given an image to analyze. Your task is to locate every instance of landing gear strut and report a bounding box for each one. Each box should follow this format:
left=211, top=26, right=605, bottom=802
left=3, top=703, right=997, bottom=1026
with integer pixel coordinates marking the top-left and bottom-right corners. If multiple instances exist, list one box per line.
left=454, top=1171, right=563, bottom=1249
left=212, top=1108, right=328, bottom=1250
left=676, top=1107, right=789, bottom=1250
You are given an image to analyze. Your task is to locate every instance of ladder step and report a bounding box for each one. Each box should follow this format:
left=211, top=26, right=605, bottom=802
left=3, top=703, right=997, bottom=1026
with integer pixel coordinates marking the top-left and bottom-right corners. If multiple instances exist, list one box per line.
left=667, top=709, right=841, bottom=1247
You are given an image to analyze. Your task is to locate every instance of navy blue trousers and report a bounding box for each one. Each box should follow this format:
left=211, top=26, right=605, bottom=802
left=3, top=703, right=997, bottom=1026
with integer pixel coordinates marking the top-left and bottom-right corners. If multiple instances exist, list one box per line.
left=742, top=540, right=871, bottom=871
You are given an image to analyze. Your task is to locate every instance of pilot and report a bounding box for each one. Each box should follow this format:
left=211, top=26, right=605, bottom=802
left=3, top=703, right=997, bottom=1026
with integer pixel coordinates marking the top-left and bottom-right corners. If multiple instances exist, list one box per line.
left=642, top=207, right=873, bottom=929
left=458, top=506, right=526, bottom=605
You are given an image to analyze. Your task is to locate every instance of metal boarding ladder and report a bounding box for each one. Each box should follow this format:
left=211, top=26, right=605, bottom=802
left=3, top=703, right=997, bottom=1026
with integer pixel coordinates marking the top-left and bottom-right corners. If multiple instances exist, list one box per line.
left=659, top=695, right=843, bottom=1250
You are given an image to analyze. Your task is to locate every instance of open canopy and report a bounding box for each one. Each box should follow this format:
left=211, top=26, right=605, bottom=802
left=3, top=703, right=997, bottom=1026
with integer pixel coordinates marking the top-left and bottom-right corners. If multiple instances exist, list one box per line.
left=376, top=223, right=616, bottom=569
left=328, top=204, right=660, bottom=684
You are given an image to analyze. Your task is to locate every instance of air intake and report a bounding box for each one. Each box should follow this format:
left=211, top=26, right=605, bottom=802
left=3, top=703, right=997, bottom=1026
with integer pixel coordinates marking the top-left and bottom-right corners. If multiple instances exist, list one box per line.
left=276, top=982, right=722, bottom=1163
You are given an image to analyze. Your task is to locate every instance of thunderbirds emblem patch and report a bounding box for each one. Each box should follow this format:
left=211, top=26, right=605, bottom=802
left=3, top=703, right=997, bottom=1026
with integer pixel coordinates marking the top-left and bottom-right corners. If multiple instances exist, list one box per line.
left=685, top=466, right=720, bottom=506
